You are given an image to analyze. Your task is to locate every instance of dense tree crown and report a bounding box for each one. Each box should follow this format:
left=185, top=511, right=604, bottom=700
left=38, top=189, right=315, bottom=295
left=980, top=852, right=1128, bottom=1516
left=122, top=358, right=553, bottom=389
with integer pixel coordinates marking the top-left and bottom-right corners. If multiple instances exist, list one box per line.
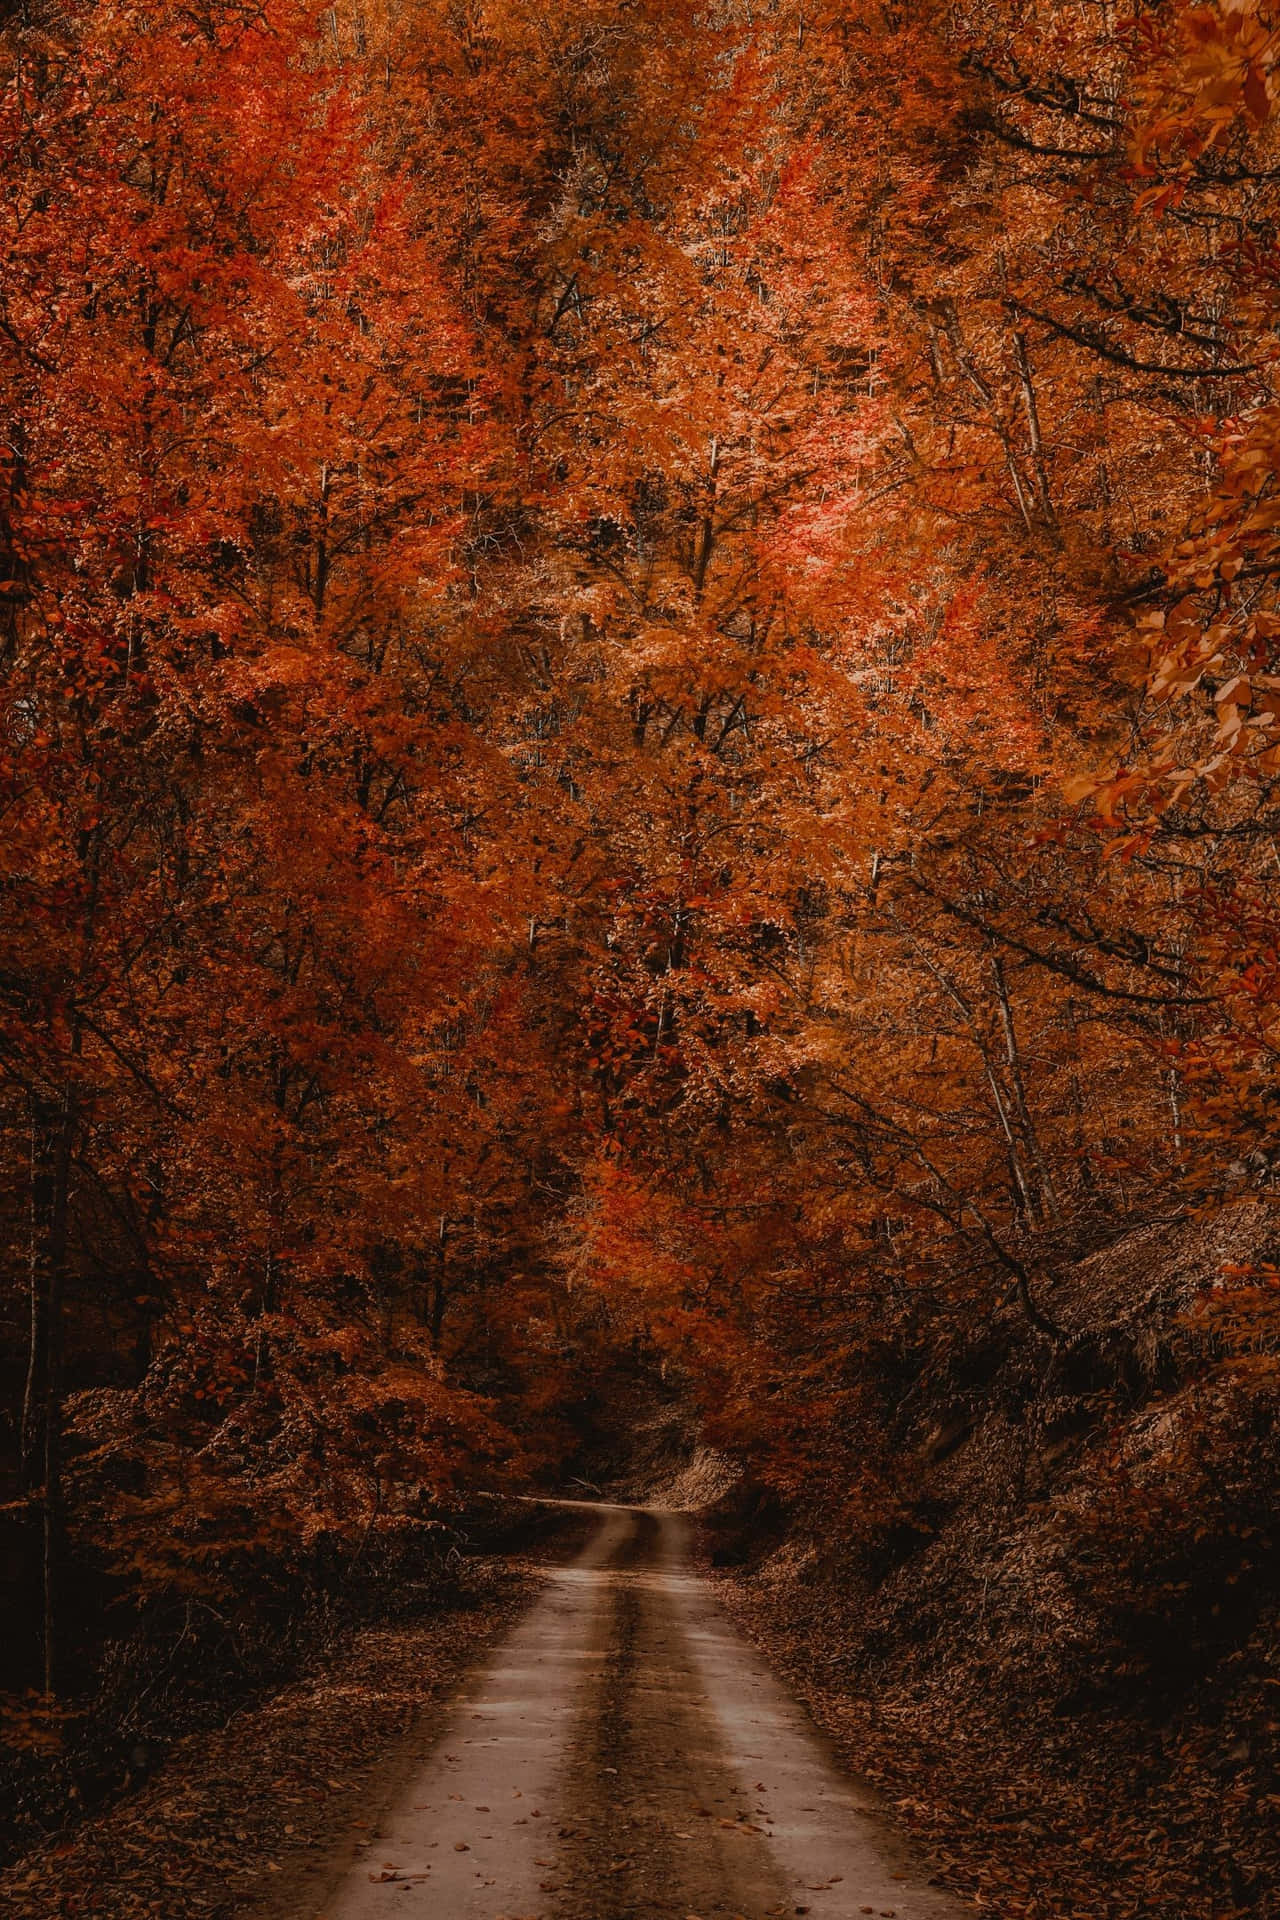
left=2, top=0, right=1279, bottom=1716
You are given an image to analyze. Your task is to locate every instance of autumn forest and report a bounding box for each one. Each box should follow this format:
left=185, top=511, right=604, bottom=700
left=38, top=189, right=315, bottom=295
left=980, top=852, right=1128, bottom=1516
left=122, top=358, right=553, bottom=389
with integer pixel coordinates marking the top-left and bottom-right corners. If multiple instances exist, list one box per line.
left=2, top=1, right=1280, bottom=1915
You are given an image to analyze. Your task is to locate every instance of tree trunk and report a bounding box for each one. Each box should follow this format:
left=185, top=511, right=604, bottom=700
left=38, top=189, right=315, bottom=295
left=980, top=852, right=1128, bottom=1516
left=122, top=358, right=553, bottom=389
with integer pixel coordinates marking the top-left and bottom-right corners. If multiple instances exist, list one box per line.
left=21, top=1086, right=75, bottom=1696
left=991, top=952, right=1060, bottom=1222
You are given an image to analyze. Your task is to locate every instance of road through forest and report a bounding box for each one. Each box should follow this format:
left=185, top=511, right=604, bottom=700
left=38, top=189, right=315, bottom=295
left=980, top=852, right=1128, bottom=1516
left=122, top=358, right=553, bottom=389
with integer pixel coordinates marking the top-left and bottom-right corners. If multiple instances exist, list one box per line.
left=317, top=1506, right=966, bottom=1920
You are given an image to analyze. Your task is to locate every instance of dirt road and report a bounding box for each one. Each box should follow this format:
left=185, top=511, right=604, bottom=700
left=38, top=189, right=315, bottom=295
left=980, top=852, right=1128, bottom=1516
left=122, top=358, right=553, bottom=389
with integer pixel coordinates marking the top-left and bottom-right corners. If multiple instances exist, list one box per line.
left=317, top=1506, right=966, bottom=1920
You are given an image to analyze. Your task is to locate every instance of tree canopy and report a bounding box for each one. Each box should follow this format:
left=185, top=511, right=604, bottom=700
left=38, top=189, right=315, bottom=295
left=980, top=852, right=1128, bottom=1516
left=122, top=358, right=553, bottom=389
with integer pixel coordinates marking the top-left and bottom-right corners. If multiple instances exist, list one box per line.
left=2, top=0, right=1279, bottom=1738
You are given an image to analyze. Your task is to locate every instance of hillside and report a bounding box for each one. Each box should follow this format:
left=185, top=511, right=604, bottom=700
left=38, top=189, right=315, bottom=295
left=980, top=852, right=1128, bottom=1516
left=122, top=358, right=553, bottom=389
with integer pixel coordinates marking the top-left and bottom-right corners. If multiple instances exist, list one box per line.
left=712, top=1203, right=1280, bottom=1919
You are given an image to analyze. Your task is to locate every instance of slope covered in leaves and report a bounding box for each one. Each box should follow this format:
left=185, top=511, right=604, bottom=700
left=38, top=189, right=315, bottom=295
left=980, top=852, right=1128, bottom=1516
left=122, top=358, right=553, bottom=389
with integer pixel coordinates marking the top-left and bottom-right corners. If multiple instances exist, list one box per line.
left=709, top=1199, right=1280, bottom=1920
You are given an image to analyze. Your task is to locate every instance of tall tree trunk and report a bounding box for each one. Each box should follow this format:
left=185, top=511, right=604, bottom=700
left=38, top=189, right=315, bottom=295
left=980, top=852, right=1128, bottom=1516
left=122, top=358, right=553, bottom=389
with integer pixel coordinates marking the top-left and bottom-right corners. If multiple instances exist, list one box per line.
left=20, top=1100, right=54, bottom=1494
left=991, top=952, right=1060, bottom=1222
left=42, top=1088, right=73, bottom=1697
left=29, top=824, right=98, bottom=1693
left=21, top=1086, right=76, bottom=1696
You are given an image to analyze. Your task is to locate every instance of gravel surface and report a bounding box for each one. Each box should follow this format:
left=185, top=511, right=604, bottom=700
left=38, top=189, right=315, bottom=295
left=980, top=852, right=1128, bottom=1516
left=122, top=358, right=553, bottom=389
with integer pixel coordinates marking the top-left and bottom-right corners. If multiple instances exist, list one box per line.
left=321, top=1504, right=966, bottom=1920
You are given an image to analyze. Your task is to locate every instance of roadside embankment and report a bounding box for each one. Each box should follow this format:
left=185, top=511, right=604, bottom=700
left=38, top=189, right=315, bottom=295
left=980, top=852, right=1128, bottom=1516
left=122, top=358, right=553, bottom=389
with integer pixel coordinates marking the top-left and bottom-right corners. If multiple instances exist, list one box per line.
left=707, top=1203, right=1280, bottom=1920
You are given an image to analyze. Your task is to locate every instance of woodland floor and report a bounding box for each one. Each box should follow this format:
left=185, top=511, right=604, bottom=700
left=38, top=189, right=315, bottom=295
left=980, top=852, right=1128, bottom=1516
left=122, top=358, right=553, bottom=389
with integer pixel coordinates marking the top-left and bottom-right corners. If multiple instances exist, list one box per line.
left=717, top=1555, right=1280, bottom=1920
left=3, top=1492, right=1274, bottom=1920
left=0, top=1556, right=539, bottom=1920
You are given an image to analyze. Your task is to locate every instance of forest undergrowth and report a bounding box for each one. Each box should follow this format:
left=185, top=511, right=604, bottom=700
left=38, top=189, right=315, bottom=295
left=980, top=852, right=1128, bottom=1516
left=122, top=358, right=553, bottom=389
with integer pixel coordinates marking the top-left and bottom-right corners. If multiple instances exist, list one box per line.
left=0, top=1539, right=553, bottom=1919
left=710, top=1204, right=1280, bottom=1920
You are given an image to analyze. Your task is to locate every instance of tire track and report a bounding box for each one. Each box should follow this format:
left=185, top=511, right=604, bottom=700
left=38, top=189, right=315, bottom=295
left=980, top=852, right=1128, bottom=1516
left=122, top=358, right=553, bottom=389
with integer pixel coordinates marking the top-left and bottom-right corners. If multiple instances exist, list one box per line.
left=548, top=1511, right=791, bottom=1920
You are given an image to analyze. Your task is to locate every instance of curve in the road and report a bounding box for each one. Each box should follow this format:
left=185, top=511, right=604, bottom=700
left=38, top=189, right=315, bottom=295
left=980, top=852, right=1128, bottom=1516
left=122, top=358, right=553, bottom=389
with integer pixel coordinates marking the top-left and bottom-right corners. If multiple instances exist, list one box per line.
left=315, top=1506, right=967, bottom=1920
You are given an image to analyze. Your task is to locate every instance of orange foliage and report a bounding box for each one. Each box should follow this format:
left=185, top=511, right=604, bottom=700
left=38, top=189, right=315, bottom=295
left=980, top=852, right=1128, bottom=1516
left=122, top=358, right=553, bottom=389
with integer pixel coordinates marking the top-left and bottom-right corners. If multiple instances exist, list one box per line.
left=2, top=0, right=1279, bottom=1720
